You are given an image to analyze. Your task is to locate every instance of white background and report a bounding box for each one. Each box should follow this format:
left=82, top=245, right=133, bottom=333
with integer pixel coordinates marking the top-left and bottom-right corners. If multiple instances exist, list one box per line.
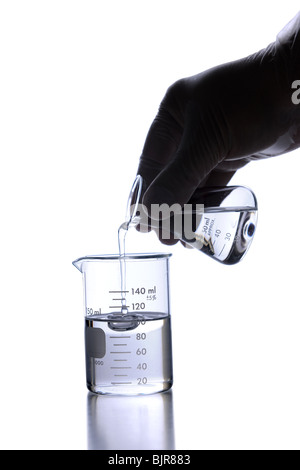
left=1, top=0, right=300, bottom=450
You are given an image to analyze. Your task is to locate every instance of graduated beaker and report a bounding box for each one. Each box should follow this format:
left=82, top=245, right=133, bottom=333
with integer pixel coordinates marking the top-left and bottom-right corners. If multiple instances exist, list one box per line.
left=73, top=253, right=173, bottom=395
left=129, top=181, right=258, bottom=265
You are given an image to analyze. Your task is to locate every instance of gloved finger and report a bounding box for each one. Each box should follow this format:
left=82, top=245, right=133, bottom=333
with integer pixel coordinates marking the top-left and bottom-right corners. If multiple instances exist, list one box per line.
left=184, top=169, right=237, bottom=209
left=136, top=207, right=180, bottom=245
left=137, top=83, right=185, bottom=191
left=199, top=169, right=237, bottom=188
left=142, top=101, right=224, bottom=210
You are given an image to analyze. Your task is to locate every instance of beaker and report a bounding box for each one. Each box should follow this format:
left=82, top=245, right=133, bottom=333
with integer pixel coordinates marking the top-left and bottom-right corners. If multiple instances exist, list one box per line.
left=73, top=253, right=173, bottom=395
left=130, top=181, right=258, bottom=265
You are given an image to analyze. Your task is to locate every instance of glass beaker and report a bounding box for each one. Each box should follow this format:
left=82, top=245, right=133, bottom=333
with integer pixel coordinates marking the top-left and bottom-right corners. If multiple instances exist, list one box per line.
left=129, top=180, right=258, bottom=265
left=73, top=253, right=173, bottom=395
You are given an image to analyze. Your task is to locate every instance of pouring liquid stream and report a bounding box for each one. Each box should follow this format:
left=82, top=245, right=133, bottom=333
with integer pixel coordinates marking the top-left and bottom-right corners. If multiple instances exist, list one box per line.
left=117, top=222, right=129, bottom=315
left=117, top=175, right=143, bottom=316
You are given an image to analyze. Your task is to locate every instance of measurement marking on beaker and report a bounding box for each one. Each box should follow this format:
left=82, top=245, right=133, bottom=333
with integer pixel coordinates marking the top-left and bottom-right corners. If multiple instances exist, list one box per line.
left=109, top=305, right=129, bottom=309
left=110, top=367, right=132, bottom=369
left=109, top=336, right=131, bottom=339
left=109, top=290, right=129, bottom=293
left=111, top=382, right=132, bottom=385
left=114, top=374, right=128, bottom=377
left=113, top=343, right=127, bottom=346
left=112, top=298, right=126, bottom=301
left=110, top=351, right=131, bottom=354
left=147, top=286, right=156, bottom=294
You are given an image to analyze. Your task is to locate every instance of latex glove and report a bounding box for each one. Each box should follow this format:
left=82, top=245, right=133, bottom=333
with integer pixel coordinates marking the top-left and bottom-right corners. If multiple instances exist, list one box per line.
left=137, top=12, right=300, bottom=216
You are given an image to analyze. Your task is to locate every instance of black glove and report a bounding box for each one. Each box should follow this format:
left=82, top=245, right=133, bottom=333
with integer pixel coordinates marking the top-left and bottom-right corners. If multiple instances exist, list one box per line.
left=137, top=12, right=300, bottom=214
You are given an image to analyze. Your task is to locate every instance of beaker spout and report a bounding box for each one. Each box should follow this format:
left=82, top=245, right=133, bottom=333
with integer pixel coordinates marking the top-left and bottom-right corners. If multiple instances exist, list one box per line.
left=72, top=258, right=84, bottom=272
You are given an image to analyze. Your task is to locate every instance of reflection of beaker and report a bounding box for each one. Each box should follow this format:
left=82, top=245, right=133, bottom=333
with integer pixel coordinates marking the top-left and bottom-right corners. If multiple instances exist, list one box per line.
left=87, top=391, right=175, bottom=450
left=73, top=253, right=173, bottom=395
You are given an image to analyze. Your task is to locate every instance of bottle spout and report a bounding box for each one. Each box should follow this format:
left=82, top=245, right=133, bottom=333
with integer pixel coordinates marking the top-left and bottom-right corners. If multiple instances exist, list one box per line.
left=124, top=174, right=143, bottom=226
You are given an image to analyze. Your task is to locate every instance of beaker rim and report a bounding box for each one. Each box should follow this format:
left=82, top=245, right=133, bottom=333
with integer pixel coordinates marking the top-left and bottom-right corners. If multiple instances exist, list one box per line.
left=72, top=252, right=172, bottom=270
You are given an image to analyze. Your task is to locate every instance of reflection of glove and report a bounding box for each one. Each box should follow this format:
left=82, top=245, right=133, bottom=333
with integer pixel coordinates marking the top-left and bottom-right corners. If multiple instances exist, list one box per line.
left=137, top=12, right=300, bottom=211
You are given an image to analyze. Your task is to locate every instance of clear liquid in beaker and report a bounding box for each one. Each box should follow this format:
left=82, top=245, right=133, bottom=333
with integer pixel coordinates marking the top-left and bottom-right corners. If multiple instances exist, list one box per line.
left=85, top=313, right=172, bottom=395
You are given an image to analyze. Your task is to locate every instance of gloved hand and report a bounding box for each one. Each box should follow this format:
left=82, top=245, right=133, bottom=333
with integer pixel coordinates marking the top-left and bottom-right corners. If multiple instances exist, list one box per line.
left=137, top=12, right=300, bottom=220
